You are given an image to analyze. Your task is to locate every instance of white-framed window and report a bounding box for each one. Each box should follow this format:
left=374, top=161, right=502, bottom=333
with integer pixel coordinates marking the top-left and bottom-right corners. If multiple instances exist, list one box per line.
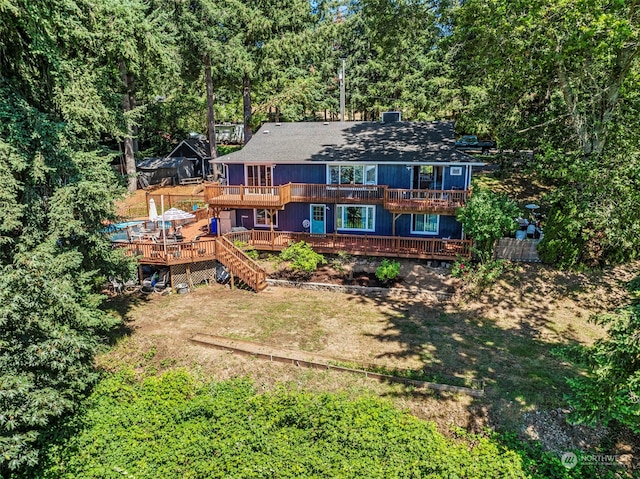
left=254, top=209, right=278, bottom=228
left=336, top=205, right=375, bottom=232
left=328, top=164, right=377, bottom=185
left=246, top=164, right=273, bottom=187
left=450, top=166, right=463, bottom=176
left=411, top=214, right=439, bottom=235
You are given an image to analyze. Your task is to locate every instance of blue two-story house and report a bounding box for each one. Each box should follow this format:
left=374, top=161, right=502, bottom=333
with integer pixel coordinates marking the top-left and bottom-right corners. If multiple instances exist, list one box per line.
left=205, top=119, right=483, bottom=258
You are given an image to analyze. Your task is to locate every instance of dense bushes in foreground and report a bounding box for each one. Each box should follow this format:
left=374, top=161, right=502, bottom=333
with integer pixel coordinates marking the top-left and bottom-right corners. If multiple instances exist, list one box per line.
left=29, top=371, right=529, bottom=478
left=21, top=370, right=622, bottom=478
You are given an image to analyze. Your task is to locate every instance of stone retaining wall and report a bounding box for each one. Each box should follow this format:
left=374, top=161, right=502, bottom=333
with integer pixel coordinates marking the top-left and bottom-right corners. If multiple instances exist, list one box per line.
left=266, top=278, right=453, bottom=301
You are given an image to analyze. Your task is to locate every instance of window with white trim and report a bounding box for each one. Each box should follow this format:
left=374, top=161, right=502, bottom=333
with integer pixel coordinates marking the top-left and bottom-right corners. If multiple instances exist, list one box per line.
left=246, top=165, right=273, bottom=187
left=450, top=166, right=463, bottom=176
left=411, top=214, right=439, bottom=234
left=328, top=164, right=377, bottom=185
left=254, top=209, right=278, bottom=227
left=336, top=205, right=375, bottom=231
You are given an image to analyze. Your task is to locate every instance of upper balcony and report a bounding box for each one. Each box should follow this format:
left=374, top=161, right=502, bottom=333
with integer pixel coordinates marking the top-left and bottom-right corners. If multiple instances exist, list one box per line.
left=384, top=189, right=469, bottom=215
left=205, top=184, right=291, bottom=208
left=204, top=182, right=469, bottom=214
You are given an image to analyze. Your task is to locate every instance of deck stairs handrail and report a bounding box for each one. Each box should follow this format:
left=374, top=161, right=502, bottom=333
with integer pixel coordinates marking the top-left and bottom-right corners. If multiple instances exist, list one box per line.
left=215, top=236, right=268, bottom=291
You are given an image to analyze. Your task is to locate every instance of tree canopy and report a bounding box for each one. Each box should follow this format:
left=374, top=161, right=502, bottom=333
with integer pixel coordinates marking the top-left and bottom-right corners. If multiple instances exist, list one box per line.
left=2, top=0, right=640, bottom=474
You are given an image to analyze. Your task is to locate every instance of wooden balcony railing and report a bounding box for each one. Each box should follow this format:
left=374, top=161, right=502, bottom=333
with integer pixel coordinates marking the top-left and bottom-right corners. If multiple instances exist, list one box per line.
left=204, top=182, right=467, bottom=214
left=204, top=184, right=290, bottom=208
left=224, top=230, right=472, bottom=260
left=113, top=238, right=219, bottom=265
left=113, top=237, right=267, bottom=291
left=289, top=184, right=386, bottom=204
left=384, top=189, right=469, bottom=214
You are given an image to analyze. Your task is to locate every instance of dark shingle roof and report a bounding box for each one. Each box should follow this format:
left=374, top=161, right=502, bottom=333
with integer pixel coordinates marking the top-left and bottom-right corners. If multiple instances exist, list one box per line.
left=167, top=138, right=211, bottom=160
left=138, top=156, right=190, bottom=170
left=219, top=121, right=482, bottom=164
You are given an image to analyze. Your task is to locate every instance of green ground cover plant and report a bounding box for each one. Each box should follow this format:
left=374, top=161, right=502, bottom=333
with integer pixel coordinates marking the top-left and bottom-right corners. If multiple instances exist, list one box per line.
left=32, top=370, right=532, bottom=479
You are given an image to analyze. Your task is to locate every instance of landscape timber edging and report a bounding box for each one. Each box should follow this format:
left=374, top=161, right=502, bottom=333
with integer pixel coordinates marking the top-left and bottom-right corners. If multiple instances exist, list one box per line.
left=265, top=278, right=453, bottom=301
left=190, top=333, right=484, bottom=398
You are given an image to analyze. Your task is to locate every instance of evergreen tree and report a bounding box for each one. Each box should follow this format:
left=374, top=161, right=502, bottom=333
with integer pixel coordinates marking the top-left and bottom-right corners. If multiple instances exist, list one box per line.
left=0, top=1, right=133, bottom=471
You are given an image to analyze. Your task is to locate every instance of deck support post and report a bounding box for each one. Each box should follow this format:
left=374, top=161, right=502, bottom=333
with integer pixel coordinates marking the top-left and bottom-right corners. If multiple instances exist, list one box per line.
left=392, top=212, right=402, bottom=237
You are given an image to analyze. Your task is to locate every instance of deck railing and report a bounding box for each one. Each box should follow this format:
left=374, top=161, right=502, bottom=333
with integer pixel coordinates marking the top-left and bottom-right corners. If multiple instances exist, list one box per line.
left=384, top=189, right=469, bottom=213
left=216, top=236, right=267, bottom=291
left=289, top=184, right=386, bottom=203
left=113, top=237, right=267, bottom=291
left=114, top=238, right=219, bottom=265
left=204, top=182, right=468, bottom=213
left=205, top=184, right=288, bottom=208
left=224, top=230, right=472, bottom=260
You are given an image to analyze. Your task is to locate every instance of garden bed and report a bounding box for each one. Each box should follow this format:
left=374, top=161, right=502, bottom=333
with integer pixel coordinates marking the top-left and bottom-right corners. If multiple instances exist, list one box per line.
left=259, top=254, right=459, bottom=293
left=269, top=265, right=402, bottom=288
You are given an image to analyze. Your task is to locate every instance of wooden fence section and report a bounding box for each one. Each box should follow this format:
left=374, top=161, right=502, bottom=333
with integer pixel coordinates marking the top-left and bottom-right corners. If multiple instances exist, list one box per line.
left=203, top=182, right=468, bottom=214
left=495, top=238, right=541, bottom=262
left=117, top=193, right=206, bottom=220
left=146, top=193, right=207, bottom=213
left=225, top=230, right=472, bottom=260
left=113, top=237, right=267, bottom=291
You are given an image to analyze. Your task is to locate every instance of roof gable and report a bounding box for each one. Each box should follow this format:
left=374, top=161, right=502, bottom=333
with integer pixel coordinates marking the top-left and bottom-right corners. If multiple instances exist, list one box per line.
left=167, top=138, right=210, bottom=160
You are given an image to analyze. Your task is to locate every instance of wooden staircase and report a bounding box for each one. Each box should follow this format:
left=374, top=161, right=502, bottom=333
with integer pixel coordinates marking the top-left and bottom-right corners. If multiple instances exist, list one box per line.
left=214, top=236, right=268, bottom=292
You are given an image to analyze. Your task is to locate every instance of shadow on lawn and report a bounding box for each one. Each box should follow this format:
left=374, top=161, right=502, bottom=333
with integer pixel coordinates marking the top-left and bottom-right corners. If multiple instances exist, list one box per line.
left=342, top=265, right=600, bottom=432
left=100, top=291, right=156, bottom=347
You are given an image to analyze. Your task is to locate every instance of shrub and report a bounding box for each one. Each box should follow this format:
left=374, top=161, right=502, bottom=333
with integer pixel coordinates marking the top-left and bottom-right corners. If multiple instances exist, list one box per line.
left=233, top=240, right=258, bottom=260
left=34, top=371, right=534, bottom=478
left=456, top=187, right=520, bottom=261
left=330, top=251, right=352, bottom=273
left=375, top=259, right=400, bottom=283
left=452, top=257, right=511, bottom=296
left=279, top=241, right=326, bottom=273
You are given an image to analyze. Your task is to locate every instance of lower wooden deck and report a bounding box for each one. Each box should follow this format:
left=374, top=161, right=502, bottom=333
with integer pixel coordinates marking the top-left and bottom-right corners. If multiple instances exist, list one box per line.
left=224, top=230, right=472, bottom=260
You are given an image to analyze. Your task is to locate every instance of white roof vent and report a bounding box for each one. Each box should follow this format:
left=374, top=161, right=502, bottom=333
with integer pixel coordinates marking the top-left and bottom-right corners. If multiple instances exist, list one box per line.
left=381, top=111, right=401, bottom=123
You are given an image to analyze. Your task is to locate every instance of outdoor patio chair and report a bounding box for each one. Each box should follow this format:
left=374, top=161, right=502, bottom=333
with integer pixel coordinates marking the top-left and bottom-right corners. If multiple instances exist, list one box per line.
left=153, top=271, right=170, bottom=292
left=108, top=276, right=123, bottom=294
left=141, top=271, right=160, bottom=293
left=192, top=234, right=207, bottom=255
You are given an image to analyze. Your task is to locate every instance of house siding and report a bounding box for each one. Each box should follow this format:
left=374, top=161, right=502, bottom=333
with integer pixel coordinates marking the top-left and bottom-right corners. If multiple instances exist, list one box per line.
left=396, top=214, right=462, bottom=239
left=274, top=164, right=325, bottom=184
left=227, top=164, right=245, bottom=185
left=378, top=164, right=412, bottom=188
left=443, top=165, right=468, bottom=190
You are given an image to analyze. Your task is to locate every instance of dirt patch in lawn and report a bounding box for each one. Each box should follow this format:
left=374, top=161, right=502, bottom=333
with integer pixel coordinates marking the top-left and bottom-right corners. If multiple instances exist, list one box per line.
left=99, top=260, right=640, bottom=457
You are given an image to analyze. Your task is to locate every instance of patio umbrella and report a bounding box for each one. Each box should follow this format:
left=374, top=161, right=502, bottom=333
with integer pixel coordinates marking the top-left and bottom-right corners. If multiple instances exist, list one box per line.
left=154, top=207, right=196, bottom=222
left=148, top=198, right=158, bottom=220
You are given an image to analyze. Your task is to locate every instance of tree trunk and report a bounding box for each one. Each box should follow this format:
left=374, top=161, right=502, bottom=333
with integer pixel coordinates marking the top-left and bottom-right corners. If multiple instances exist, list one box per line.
left=204, top=54, right=219, bottom=180
left=119, top=61, right=137, bottom=193
left=243, top=74, right=252, bottom=144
